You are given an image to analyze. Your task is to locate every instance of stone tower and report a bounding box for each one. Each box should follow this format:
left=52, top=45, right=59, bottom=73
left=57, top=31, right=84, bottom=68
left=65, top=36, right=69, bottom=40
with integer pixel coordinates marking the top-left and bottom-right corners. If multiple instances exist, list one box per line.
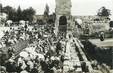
left=55, top=0, right=72, bottom=37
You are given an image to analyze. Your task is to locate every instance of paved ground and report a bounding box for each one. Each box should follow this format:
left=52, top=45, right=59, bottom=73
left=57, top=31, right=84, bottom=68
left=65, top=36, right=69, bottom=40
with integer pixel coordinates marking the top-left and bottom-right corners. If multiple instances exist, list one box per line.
left=89, top=38, right=113, bottom=47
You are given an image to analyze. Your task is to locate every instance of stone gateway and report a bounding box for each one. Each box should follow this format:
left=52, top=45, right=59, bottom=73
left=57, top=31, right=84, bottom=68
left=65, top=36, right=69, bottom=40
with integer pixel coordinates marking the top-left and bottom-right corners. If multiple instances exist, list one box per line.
left=55, top=0, right=73, bottom=37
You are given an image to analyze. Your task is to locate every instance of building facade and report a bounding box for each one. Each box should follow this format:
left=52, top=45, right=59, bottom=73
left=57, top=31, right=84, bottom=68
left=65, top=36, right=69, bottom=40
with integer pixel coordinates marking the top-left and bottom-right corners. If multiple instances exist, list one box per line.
left=55, top=0, right=73, bottom=37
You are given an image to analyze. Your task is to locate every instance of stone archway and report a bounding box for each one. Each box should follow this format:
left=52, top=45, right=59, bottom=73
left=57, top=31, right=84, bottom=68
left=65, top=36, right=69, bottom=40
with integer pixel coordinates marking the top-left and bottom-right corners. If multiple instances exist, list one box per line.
left=55, top=0, right=72, bottom=36
left=58, top=16, right=67, bottom=37
left=59, top=16, right=67, bottom=25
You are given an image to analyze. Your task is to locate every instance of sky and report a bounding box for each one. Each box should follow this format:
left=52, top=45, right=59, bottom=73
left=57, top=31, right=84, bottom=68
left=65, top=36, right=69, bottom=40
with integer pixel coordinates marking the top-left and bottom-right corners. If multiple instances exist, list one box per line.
left=0, top=0, right=113, bottom=19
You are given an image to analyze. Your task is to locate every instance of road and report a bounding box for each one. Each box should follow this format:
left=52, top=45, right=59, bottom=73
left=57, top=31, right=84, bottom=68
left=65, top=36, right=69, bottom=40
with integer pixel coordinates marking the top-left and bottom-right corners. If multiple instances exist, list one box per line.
left=89, top=38, right=113, bottom=47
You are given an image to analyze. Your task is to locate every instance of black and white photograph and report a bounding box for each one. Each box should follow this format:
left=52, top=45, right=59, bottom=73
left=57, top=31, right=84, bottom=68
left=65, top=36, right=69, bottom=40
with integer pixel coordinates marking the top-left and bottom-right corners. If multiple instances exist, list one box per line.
left=0, top=0, right=113, bottom=73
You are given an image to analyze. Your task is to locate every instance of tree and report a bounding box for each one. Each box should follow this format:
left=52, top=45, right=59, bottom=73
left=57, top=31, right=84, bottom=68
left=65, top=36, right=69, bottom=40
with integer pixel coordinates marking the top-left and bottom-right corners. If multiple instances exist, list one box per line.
left=44, top=4, right=49, bottom=22
left=22, top=7, right=36, bottom=22
left=16, top=6, right=22, bottom=21
left=97, top=6, right=111, bottom=17
left=44, top=4, right=49, bottom=17
left=2, top=5, right=36, bottom=22
left=0, top=3, right=2, bottom=12
left=2, top=6, right=16, bottom=21
left=52, top=12, right=56, bottom=23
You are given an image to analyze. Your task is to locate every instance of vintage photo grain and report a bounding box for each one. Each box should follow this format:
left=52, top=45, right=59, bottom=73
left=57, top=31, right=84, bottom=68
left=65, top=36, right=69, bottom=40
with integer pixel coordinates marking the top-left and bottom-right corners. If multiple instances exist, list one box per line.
left=0, top=0, right=113, bottom=73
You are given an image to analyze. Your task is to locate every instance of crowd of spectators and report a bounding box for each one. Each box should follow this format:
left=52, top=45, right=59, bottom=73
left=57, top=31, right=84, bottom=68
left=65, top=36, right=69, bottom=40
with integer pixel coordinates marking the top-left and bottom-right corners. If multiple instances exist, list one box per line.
left=0, top=23, right=67, bottom=73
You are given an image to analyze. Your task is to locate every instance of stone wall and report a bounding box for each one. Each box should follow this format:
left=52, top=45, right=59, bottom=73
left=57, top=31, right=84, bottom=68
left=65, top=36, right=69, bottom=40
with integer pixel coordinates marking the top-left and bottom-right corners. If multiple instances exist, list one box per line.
left=55, top=0, right=71, bottom=15
left=55, top=0, right=72, bottom=36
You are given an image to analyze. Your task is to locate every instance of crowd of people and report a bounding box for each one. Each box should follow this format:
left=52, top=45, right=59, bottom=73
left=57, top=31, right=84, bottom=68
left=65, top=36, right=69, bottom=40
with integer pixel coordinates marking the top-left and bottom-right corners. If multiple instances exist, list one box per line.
left=0, top=23, right=69, bottom=73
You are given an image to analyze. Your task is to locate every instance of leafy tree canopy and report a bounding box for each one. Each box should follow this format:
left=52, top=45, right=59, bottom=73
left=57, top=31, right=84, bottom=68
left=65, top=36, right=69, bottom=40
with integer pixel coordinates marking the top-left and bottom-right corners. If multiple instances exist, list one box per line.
left=97, top=6, right=111, bottom=17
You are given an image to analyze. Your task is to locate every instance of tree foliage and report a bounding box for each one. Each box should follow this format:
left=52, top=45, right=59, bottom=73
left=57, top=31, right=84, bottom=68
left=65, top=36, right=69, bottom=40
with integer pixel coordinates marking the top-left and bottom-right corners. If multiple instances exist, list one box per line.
left=2, top=6, right=36, bottom=22
left=2, top=6, right=16, bottom=21
left=0, top=3, right=2, bottom=12
left=44, top=4, right=49, bottom=17
left=22, top=7, right=36, bottom=22
left=16, top=6, right=22, bottom=21
left=97, top=6, right=111, bottom=17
